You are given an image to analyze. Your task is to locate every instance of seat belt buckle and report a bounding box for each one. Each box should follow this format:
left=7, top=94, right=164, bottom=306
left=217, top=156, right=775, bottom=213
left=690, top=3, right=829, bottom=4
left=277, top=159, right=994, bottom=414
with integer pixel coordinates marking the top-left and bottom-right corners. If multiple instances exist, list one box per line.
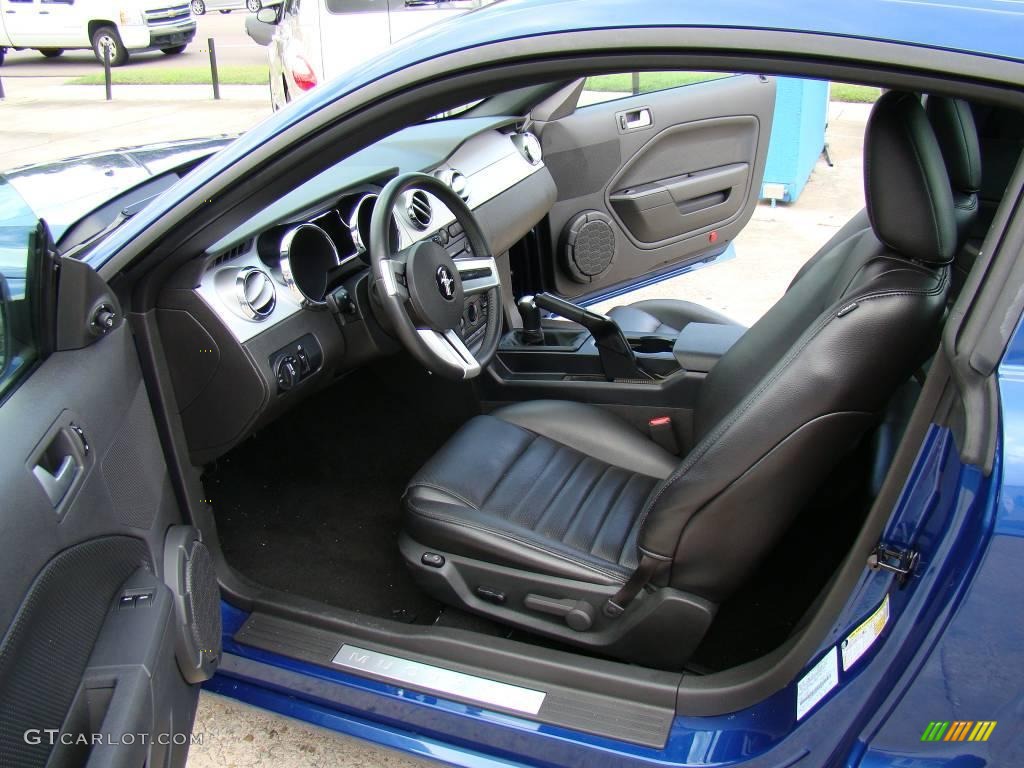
left=648, top=416, right=680, bottom=454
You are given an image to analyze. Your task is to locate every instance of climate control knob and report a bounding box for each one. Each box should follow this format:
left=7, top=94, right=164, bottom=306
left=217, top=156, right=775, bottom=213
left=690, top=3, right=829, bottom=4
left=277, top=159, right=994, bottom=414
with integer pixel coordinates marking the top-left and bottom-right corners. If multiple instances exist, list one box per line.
left=275, top=355, right=301, bottom=392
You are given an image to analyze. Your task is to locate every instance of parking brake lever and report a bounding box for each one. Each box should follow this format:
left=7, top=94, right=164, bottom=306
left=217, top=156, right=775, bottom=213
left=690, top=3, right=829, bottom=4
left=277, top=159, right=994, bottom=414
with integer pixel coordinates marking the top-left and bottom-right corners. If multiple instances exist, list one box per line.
left=532, top=293, right=648, bottom=381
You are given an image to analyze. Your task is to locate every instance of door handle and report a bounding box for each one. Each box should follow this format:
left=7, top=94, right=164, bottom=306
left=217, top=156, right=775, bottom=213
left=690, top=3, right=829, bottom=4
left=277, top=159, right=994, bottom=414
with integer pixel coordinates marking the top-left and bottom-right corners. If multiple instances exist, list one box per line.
left=33, top=454, right=78, bottom=507
left=619, top=107, right=652, bottom=131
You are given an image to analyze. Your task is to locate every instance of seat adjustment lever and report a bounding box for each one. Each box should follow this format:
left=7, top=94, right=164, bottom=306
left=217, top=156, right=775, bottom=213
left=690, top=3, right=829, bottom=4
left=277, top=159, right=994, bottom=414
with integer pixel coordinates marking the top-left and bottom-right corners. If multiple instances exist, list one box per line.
left=524, top=594, right=595, bottom=631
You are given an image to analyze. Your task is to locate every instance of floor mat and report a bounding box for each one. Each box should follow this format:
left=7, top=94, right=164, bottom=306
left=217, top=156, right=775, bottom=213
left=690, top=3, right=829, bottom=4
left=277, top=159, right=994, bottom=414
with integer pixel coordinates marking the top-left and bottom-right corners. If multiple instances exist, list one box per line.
left=205, top=356, right=480, bottom=623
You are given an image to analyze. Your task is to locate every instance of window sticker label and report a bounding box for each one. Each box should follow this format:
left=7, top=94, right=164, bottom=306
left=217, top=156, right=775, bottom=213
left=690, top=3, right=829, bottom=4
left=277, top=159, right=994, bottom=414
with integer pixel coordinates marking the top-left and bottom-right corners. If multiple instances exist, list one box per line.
left=841, top=594, right=890, bottom=672
left=796, top=646, right=839, bottom=720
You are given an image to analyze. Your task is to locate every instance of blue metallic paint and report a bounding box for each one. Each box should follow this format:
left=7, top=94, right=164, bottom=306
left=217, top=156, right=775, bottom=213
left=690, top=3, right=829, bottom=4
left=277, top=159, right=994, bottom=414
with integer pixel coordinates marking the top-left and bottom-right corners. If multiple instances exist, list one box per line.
left=852, top=325, right=1024, bottom=766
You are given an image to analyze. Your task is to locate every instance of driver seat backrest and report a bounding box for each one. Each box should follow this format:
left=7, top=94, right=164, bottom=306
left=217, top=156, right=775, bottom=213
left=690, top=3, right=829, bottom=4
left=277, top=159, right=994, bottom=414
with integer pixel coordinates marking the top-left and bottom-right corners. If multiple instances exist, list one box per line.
left=637, top=91, right=953, bottom=602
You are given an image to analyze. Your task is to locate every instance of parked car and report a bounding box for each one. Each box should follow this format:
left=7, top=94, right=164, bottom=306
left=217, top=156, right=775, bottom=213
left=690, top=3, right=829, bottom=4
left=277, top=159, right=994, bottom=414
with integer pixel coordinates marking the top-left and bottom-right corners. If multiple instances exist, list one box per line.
left=0, top=0, right=195, bottom=65
left=246, top=0, right=486, bottom=110
left=189, top=0, right=262, bottom=16
left=2, top=1, right=1024, bottom=767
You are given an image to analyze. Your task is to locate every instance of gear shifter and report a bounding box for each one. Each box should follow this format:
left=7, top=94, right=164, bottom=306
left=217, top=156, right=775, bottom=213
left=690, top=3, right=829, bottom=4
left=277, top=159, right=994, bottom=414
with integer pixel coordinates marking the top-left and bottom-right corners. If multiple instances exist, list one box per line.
left=517, top=295, right=544, bottom=345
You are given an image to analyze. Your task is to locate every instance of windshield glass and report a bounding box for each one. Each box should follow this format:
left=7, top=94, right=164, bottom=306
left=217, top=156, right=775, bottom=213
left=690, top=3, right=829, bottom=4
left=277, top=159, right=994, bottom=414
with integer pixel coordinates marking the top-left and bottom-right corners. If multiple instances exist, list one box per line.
left=0, top=176, right=38, bottom=301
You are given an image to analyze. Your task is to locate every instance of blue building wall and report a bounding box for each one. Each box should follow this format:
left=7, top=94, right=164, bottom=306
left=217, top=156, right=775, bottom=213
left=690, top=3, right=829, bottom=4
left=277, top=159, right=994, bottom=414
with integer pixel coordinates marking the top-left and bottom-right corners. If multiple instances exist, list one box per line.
left=761, top=78, right=830, bottom=203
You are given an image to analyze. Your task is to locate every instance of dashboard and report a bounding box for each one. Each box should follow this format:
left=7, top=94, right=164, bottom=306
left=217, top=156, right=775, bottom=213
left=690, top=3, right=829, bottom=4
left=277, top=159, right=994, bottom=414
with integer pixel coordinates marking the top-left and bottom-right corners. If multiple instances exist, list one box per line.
left=159, top=116, right=557, bottom=464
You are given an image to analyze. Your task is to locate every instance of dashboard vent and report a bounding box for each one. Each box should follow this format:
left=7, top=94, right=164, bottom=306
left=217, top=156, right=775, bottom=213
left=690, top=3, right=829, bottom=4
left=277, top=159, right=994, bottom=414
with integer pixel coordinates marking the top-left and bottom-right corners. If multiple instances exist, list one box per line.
left=406, top=191, right=432, bottom=231
left=449, top=171, right=470, bottom=202
left=236, top=267, right=276, bottom=320
left=212, top=238, right=253, bottom=267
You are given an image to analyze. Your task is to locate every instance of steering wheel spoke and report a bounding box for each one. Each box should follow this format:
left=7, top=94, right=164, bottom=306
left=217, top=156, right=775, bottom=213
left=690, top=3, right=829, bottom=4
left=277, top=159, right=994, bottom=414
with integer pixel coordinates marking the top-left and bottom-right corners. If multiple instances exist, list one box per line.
left=455, top=255, right=501, bottom=296
left=379, top=257, right=410, bottom=301
left=371, top=172, right=501, bottom=380
left=416, top=328, right=481, bottom=379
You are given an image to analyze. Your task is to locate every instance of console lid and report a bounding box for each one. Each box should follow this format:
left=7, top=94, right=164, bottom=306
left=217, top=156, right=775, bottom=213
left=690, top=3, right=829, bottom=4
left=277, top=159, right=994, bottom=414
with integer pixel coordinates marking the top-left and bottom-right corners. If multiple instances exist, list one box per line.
left=672, top=322, right=745, bottom=372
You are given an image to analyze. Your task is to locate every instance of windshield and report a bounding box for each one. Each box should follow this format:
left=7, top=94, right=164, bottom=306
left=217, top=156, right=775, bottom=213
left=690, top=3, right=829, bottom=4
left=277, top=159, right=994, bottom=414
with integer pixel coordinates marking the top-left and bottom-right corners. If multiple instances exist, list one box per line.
left=0, top=176, right=38, bottom=301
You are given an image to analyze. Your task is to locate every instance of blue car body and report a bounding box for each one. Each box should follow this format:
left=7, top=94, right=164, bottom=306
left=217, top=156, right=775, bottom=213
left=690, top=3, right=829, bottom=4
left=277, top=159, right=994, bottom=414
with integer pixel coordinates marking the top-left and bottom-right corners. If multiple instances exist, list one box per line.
left=77, top=0, right=1023, bottom=765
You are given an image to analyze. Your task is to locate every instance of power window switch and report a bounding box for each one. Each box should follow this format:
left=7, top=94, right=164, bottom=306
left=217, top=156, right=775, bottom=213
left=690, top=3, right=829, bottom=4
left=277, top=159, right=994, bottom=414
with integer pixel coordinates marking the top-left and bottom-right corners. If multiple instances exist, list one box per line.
left=135, top=592, right=154, bottom=608
left=118, top=594, right=136, bottom=610
left=421, top=552, right=445, bottom=568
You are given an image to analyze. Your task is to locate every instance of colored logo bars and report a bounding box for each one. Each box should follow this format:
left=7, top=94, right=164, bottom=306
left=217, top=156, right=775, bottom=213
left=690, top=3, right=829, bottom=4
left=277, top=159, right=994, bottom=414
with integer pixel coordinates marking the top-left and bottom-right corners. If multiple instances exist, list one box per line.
left=921, top=721, right=997, bottom=742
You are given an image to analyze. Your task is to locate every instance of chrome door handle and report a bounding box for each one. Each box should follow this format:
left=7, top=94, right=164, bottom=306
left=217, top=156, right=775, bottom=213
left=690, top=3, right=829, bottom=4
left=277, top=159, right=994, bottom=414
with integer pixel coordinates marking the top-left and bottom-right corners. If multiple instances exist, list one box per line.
left=33, top=454, right=77, bottom=507
left=619, top=107, right=652, bottom=131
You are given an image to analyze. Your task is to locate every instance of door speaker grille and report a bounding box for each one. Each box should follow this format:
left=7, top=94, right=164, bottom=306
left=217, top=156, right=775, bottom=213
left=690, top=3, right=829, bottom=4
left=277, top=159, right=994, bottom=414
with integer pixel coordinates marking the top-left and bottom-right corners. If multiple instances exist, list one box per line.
left=563, top=211, right=616, bottom=283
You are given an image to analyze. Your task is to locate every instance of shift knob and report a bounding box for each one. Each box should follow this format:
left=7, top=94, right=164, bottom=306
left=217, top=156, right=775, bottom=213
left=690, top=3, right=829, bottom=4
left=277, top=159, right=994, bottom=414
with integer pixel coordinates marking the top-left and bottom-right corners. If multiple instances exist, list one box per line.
left=517, top=295, right=544, bottom=344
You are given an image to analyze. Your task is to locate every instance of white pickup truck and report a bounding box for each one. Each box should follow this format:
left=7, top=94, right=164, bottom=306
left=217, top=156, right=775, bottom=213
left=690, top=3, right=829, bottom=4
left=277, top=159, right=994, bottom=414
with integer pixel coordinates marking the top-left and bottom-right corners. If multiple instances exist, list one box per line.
left=0, top=0, right=196, bottom=66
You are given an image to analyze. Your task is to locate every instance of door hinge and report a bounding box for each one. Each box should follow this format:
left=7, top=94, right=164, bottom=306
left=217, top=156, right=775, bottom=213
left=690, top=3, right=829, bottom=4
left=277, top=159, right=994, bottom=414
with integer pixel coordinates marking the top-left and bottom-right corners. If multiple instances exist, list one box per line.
left=867, top=543, right=920, bottom=585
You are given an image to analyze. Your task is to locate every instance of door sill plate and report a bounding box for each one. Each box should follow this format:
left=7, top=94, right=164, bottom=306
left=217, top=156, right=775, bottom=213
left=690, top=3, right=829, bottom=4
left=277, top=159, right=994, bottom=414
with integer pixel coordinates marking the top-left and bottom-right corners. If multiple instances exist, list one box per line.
left=332, top=644, right=546, bottom=715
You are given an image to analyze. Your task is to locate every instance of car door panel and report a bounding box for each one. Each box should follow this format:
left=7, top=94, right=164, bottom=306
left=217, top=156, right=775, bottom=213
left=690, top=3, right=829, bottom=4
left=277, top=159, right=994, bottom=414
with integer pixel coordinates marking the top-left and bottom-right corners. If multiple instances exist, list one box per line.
left=537, top=74, right=775, bottom=299
left=0, top=253, right=215, bottom=766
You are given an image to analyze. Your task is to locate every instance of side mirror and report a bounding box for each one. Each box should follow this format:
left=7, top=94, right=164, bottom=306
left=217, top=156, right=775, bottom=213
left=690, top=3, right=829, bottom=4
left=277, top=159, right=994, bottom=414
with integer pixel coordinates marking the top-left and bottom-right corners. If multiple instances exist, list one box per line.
left=245, top=10, right=278, bottom=47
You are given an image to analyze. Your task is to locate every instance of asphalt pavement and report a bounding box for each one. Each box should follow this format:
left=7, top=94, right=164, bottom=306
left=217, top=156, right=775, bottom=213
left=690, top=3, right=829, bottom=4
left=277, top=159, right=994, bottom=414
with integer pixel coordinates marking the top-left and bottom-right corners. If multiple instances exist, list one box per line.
left=0, top=11, right=267, bottom=76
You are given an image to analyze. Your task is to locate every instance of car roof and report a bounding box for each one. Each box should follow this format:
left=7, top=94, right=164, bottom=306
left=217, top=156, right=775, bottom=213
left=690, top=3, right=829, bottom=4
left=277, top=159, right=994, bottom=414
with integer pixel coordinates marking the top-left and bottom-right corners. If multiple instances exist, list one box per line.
left=470, top=0, right=1024, bottom=63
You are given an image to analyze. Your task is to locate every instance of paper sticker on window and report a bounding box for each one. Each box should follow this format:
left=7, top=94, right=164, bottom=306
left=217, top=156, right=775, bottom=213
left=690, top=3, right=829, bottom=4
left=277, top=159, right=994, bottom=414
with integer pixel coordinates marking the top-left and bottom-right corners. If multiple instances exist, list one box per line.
left=841, top=594, right=890, bottom=672
left=796, top=646, right=839, bottom=720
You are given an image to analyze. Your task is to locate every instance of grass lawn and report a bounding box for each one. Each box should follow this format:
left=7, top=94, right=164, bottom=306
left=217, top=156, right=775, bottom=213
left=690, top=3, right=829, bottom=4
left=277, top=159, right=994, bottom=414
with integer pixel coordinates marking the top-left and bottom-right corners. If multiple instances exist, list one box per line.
left=585, top=72, right=880, bottom=103
left=70, top=67, right=883, bottom=104
left=69, top=65, right=268, bottom=86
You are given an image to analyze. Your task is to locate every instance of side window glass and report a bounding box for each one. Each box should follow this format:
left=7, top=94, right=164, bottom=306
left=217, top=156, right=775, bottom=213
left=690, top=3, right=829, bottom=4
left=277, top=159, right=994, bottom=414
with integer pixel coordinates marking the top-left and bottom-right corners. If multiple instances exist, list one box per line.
left=0, top=178, right=40, bottom=398
left=579, top=72, right=732, bottom=107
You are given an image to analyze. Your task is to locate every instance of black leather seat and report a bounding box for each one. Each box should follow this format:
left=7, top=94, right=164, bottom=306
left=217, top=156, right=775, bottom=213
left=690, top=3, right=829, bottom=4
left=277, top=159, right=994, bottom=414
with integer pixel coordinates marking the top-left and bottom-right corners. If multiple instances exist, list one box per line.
left=608, top=95, right=979, bottom=337
left=400, top=92, right=954, bottom=667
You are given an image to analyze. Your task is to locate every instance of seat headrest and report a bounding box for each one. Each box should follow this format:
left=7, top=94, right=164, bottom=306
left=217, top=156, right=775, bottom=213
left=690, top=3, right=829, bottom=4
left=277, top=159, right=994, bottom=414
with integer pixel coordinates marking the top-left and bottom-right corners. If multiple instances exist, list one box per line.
left=926, top=95, right=982, bottom=195
left=865, top=91, right=957, bottom=265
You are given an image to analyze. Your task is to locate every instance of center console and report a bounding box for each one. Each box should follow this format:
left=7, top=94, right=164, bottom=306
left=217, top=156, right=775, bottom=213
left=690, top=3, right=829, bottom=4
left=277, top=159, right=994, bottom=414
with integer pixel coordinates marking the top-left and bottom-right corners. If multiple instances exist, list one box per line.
left=497, top=293, right=741, bottom=383
left=484, top=294, right=744, bottom=452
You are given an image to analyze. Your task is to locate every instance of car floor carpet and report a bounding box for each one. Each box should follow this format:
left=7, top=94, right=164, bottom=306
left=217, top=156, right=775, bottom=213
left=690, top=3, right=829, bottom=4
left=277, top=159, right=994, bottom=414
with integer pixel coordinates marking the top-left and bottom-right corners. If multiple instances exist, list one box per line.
left=204, top=356, right=480, bottom=624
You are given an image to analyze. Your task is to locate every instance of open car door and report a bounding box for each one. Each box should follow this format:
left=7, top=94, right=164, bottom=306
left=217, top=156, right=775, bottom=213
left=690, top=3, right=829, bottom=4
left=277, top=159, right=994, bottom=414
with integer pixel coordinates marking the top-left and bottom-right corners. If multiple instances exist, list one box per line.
left=0, top=186, right=218, bottom=768
left=532, top=73, right=776, bottom=300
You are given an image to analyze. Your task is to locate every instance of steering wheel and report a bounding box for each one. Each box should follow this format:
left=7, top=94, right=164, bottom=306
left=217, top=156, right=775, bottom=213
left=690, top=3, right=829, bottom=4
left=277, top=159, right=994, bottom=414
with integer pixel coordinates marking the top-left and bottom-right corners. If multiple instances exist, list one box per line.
left=370, top=172, right=503, bottom=380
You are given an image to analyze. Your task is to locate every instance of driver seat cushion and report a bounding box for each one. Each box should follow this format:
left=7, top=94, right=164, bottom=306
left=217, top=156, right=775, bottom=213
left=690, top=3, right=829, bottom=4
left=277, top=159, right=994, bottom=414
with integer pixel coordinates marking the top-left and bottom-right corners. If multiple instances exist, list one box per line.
left=403, top=400, right=677, bottom=586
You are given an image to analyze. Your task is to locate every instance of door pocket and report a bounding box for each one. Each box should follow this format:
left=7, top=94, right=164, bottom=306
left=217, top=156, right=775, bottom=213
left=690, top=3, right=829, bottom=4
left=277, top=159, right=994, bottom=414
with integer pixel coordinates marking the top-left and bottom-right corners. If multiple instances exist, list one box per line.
left=610, top=162, right=750, bottom=243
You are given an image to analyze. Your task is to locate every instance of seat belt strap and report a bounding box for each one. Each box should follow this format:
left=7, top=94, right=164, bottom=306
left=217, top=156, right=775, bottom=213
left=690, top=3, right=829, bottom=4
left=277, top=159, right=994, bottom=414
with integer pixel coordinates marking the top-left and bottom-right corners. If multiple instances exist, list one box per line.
left=603, top=554, right=662, bottom=618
